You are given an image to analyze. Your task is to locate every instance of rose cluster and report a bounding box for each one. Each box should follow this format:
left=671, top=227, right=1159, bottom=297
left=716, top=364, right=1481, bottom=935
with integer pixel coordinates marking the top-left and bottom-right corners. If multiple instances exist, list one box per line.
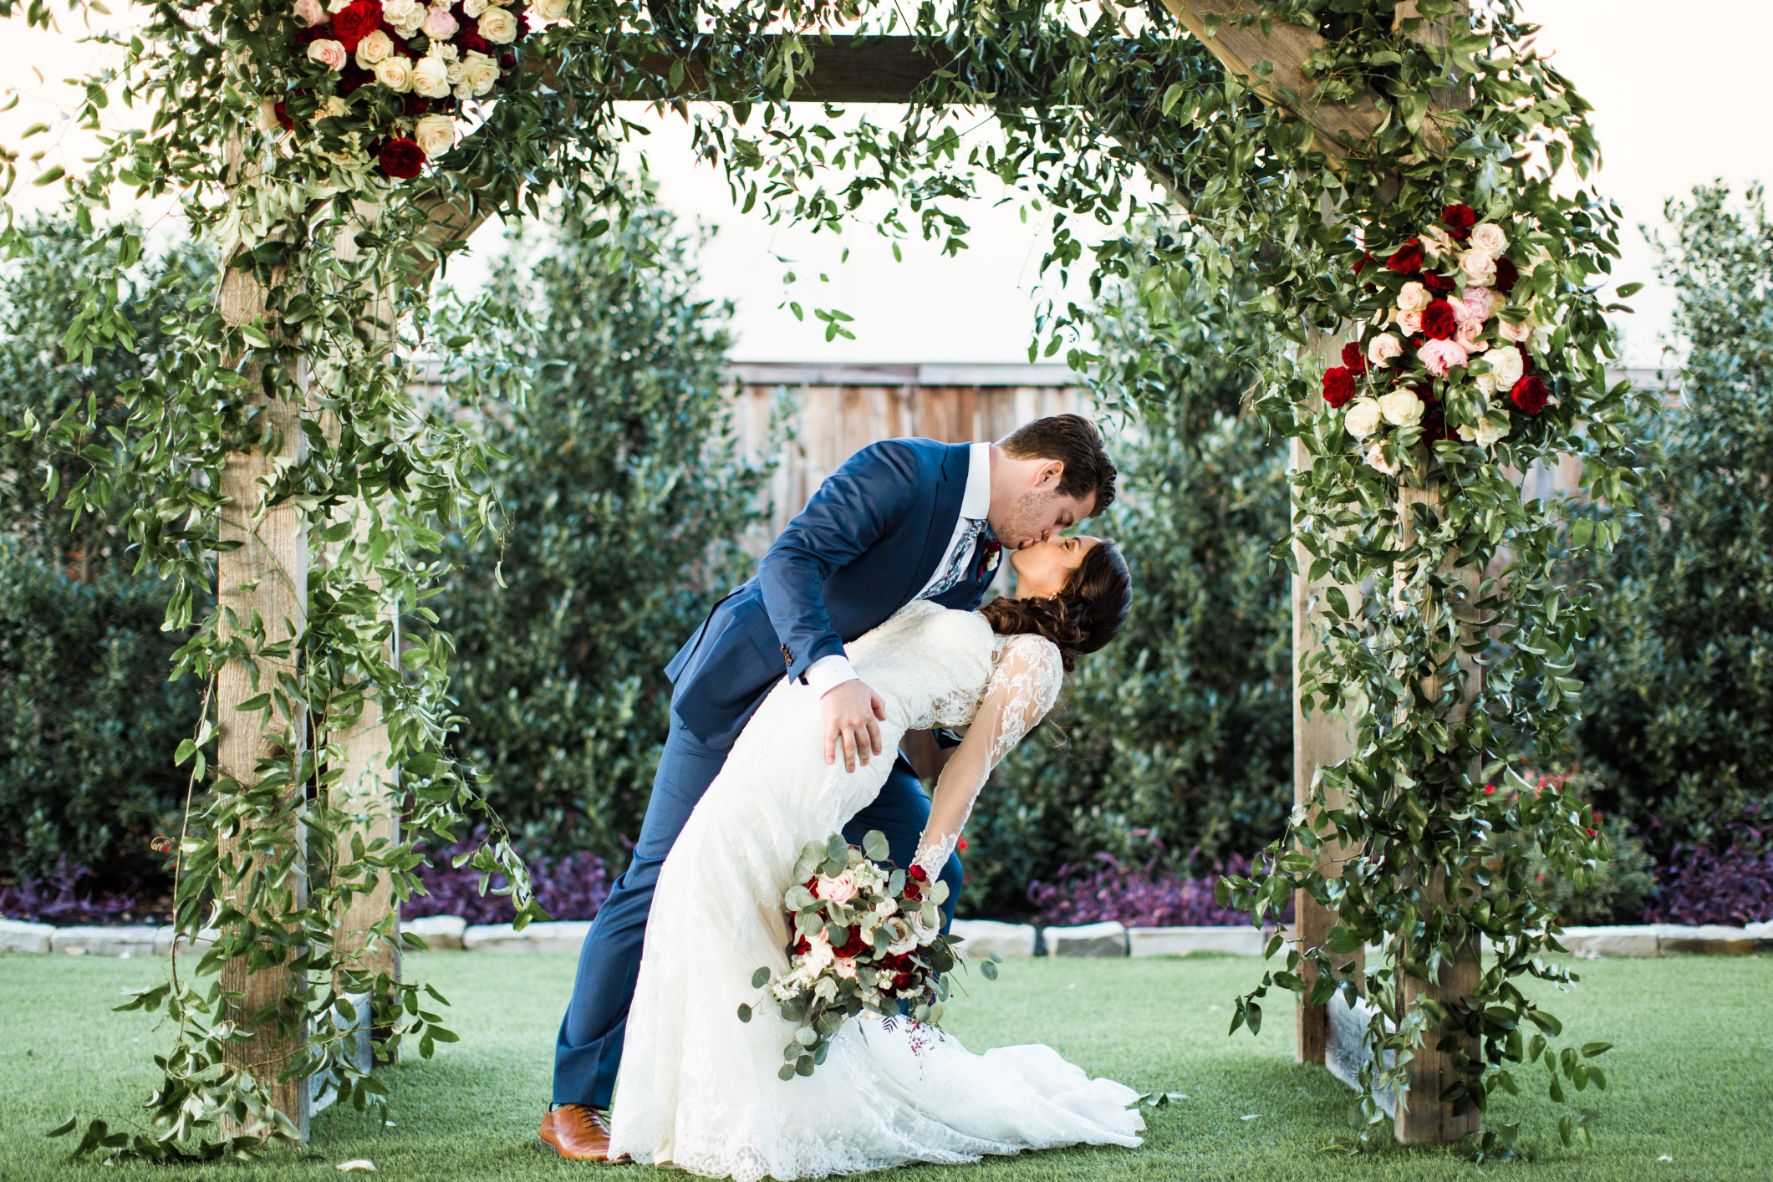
left=1322, top=202, right=1558, bottom=475
left=269, top=0, right=574, bottom=178
left=739, top=831, right=995, bottom=1080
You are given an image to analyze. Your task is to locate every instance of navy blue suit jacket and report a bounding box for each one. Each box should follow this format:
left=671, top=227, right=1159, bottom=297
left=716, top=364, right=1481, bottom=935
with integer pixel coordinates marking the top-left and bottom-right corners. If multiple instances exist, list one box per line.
left=664, top=439, right=993, bottom=749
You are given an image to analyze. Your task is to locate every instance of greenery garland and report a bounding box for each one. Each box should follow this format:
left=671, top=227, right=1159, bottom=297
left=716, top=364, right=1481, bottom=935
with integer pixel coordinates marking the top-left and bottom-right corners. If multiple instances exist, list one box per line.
left=1, top=0, right=1644, bottom=1162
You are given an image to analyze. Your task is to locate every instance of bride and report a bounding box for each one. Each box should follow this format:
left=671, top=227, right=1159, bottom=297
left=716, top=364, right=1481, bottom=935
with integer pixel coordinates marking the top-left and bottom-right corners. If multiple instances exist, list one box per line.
left=606, top=534, right=1143, bottom=1180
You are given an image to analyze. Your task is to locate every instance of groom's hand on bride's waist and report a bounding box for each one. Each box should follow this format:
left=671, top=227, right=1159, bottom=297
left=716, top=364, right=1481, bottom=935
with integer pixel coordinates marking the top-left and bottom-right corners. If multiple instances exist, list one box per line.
left=821, top=679, right=886, bottom=773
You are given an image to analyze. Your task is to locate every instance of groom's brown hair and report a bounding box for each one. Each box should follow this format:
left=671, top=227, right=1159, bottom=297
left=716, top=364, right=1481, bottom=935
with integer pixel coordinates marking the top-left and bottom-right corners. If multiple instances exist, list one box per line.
left=999, top=414, right=1118, bottom=515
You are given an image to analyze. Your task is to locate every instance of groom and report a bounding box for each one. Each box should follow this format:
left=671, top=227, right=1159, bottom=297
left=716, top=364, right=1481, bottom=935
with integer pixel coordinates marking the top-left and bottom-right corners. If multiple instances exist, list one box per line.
left=541, top=414, right=1119, bottom=1161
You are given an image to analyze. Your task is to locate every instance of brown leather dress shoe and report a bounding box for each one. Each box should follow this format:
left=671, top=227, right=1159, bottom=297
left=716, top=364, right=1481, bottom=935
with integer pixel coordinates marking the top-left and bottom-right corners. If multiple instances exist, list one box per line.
left=539, top=1103, right=612, bottom=1161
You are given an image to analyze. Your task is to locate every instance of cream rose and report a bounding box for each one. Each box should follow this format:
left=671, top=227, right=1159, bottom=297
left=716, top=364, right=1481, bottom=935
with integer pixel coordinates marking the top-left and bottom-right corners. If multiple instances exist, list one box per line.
left=306, top=38, right=347, bottom=71
left=354, top=29, right=394, bottom=68
left=1457, top=415, right=1512, bottom=449
left=1366, top=331, right=1404, bottom=369
left=1473, top=370, right=1499, bottom=398
left=294, top=0, right=327, bottom=26
left=1364, top=442, right=1400, bottom=476
left=1459, top=247, right=1497, bottom=286
left=1485, top=345, right=1524, bottom=387
left=462, top=51, right=500, bottom=95
left=1422, top=225, right=1458, bottom=260
left=1396, top=281, right=1430, bottom=313
left=1418, top=338, right=1471, bottom=378
left=883, top=917, right=919, bottom=957
left=800, top=932, right=834, bottom=973
left=383, top=0, right=424, bottom=33
left=477, top=5, right=519, bottom=43
left=534, top=0, right=571, bottom=18
left=1378, top=389, right=1425, bottom=428
left=464, top=0, right=490, bottom=14
left=1344, top=397, right=1383, bottom=439
left=1470, top=221, right=1509, bottom=255
left=374, top=55, right=414, bottom=91
left=1498, top=316, right=1533, bottom=343
left=1395, top=308, right=1424, bottom=336
left=413, top=113, right=456, bottom=158
left=412, top=54, right=452, bottom=98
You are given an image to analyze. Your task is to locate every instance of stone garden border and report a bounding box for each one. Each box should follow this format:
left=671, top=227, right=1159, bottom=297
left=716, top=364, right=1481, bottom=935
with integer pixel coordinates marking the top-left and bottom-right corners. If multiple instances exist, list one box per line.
left=5, top=915, right=1768, bottom=959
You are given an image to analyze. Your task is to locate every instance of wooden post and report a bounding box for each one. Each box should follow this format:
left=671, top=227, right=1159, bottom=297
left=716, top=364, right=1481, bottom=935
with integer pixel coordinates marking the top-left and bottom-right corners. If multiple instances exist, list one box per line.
left=318, top=199, right=402, bottom=1049
left=1392, top=476, right=1483, bottom=1144
left=215, top=179, right=311, bottom=1138
left=1289, top=335, right=1362, bottom=1066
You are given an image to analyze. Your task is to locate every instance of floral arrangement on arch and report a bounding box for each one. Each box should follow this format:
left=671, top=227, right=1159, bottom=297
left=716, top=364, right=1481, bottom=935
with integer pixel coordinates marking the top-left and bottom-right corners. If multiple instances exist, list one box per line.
left=267, top=0, right=573, bottom=179
left=1320, top=202, right=1560, bottom=475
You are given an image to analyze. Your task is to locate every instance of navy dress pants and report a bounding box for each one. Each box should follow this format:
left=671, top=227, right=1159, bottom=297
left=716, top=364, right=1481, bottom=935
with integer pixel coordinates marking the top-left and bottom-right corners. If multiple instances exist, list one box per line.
left=550, top=711, right=965, bottom=1109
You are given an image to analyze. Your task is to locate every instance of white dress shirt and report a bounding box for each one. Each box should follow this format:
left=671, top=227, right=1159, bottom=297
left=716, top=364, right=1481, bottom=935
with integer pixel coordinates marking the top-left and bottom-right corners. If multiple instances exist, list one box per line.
left=801, top=441, right=992, bottom=697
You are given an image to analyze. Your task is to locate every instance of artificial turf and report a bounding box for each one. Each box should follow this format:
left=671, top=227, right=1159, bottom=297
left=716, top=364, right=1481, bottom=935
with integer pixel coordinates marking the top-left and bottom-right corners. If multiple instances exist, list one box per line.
left=0, top=951, right=1767, bottom=1181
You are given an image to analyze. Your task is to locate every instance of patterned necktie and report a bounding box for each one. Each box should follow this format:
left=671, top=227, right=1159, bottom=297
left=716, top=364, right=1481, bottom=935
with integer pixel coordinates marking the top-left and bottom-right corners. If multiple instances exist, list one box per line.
left=920, top=517, right=990, bottom=601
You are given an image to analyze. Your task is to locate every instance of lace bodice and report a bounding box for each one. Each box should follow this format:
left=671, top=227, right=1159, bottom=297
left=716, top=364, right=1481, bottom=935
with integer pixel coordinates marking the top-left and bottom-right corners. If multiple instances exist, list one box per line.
left=844, top=601, right=1064, bottom=876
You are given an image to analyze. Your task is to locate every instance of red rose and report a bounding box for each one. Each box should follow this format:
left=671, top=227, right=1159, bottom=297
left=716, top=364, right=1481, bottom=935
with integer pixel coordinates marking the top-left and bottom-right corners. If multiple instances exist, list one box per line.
left=891, top=972, right=915, bottom=992
left=1384, top=238, right=1424, bottom=275
left=330, top=0, right=383, bottom=52
left=1509, top=375, right=1548, bottom=415
left=1493, top=255, right=1519, bottom=293
left=1340, top=341, right=1366, bottom=374
left=908, top=864, right=929, bottom=883
left=903, top=880, right=923, bottom=902
left=402, top=94, right=432, bottom=117
left=804, top=876, right=820, bottom=898
left=1421, top=298, right=1458, bottom=340
left=1321, top=366, right=1356, bottom=408
left=835, top=927, right=867, bottom=958
left=1352, top=250, right=1374, bottom=277
left=793, top=935, right=810, bottom=955
left=378, top=136, right=425, bottom=179
left=1422, top=271, right=1455, bottom=294
left=956, top=837, right=968, bottom=852
left=1441, top=203, right=1478, bottom=239
left=272, top=101, right=293, bottom=131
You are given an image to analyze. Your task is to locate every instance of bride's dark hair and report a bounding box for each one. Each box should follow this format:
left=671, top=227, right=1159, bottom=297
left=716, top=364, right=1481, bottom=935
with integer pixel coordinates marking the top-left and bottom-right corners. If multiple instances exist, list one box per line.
left=979, top=540, right=1132, bottom=672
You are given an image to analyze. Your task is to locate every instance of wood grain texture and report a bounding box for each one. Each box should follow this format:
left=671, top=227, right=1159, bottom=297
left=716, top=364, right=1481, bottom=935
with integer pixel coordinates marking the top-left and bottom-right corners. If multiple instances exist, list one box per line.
left=215, top=155, right=311, bottom=1135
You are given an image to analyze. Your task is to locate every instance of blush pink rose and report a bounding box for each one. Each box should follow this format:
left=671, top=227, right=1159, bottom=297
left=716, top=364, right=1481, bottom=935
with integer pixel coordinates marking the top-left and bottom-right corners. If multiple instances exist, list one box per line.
left=1498, top=317, right=1533, bottom=343
left=1396, top=308, right=1424, bottom=336
left=1456, top=319, right=1488, bottom=352
left=1455, top=288, right=1493, bottom=327
left=306, top=38, right=347, bottom=70
left=1418, top=338, right=1471, bottom=377
left=1367, top=332, right=1404, bottom=369
left=816, top=871, right=859, bottom=905
left=294, top=0, right=327, bottom=26
left=423, top=6, right=460, bottom=39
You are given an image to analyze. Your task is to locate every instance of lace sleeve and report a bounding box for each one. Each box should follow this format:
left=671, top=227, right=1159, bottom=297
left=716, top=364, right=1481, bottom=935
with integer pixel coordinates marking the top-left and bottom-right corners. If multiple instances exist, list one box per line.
left=912, top=634, right=1063, bottom=877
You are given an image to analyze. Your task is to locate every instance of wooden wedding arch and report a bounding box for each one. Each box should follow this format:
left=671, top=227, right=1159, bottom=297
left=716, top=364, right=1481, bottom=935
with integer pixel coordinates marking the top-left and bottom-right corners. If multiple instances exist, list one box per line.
left=219, top=0, right=1483, bottom=1147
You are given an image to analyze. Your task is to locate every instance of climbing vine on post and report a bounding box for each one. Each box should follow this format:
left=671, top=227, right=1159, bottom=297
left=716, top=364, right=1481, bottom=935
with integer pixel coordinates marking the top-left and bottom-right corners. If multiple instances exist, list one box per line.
left=3, top=0, right=1642, bottom=1162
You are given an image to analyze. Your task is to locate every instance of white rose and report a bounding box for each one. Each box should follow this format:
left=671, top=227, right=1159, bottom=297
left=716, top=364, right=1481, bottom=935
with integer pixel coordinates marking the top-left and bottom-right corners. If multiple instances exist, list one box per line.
left=1470, top=222, right=1509, bottom=255
left=1456, top=415, right=1512, bottom=450
left=306, top=38, right=347, bottom=71
left=833, top=957, right=858, bottom=980
left=1344, top=397, right=1383, bottom=439
left=801, top=932, right=834, bottom=974
left=462, top=50, right=500, bottom=95
left=883, top=917, right=918, bottom=957
left=1364, top=442, right=1400, bottom=476
left=327, top=0, right=352, bottom=11
left=354, top=29, right=394, bottom=68
left=1498, top=316, right=1533, bottom=343
left=1485, top=345, right=1524, bottom=388
left=446, top=58, right=466, bottom=84
left=464, top=0, right=490, bottom=14
left=1422, top=225, right=1458, bottom=260
left=413, top=113, right=456, bottom=158
left=872, top=897, right=898, bottom=919
left=1459, top=247, right=1497, bottom=286
left=374, top=55, right=414, bottom=91
left=1395, top=282, right=1430, bottom=313
left=1366, top=332, right=1404, bottom=369
left=423, top=5, right=460, bottom=39
left=294, top=0, right=328, bottom=26
left=412, top=54, right=452, bottom=98
left=534, top=0, right=570, bottom=18
left=477, top=5, right=519, bottom=43
left=1378, top=389, right=1425, bottom=427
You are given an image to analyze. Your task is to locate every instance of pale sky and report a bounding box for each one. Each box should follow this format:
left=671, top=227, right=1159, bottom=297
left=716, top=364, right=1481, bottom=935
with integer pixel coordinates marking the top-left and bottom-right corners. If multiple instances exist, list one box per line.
left=4, top=1, right=1769, bottom=367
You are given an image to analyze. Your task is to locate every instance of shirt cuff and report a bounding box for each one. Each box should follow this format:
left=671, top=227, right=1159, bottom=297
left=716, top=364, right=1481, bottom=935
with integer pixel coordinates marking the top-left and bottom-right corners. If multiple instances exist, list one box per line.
left=803, top=653, right=858, bottom=696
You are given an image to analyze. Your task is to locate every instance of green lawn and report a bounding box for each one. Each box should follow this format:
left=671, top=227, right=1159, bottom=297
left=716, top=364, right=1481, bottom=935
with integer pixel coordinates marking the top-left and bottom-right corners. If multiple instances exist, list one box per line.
left=0, top=951, right=1767, bottom=1181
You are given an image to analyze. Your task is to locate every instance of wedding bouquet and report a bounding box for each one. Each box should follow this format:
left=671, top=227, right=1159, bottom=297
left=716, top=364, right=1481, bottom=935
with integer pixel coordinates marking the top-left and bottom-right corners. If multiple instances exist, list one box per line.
left=267, top=0, right=575, bottom=178
left=1321, top=202, right=1564, bottom=474
left=739, top=829, right=999, bottom=1081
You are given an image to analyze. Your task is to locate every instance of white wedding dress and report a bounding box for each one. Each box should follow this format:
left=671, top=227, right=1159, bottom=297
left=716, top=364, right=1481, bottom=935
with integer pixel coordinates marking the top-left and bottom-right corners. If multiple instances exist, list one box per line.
left=607, top=600, right=1145, bottom=1180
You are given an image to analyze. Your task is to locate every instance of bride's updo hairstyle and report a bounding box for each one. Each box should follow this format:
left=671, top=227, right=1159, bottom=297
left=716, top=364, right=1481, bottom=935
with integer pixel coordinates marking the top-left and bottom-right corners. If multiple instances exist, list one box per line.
left=979, top=540, right=1132, bottom=673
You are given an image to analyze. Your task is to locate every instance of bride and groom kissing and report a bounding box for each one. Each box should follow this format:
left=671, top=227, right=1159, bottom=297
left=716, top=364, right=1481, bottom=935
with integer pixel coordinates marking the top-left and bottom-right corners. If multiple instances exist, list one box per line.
left=539, top=414, right=1144, bottom=1179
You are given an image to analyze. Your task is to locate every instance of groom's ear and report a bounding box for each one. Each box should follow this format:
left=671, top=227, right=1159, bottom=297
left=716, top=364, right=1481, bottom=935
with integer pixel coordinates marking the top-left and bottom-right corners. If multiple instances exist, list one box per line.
left=1033, top=459, right=1064, bottom=489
